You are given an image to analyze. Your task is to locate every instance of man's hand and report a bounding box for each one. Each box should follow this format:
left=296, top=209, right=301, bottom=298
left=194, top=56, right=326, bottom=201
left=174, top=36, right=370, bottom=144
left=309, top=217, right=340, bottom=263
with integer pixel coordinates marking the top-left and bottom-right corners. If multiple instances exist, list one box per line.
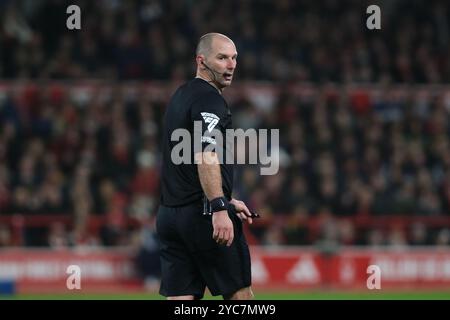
left=230, top=199, right=253, bottom=224
left=212, top=210, right=234, bottom=246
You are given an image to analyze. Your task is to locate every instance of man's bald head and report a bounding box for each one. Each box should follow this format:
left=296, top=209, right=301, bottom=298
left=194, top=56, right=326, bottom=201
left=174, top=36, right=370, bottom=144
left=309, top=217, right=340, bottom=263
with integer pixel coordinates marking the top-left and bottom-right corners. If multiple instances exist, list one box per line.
left=196, top=33, right=235, bottom=57
left=195, top=33, right=237, bottom=91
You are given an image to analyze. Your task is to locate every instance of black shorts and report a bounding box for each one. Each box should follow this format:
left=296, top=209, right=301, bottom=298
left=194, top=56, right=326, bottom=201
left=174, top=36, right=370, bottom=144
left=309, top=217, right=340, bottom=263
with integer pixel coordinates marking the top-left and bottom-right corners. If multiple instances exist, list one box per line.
left=156, top=202, right=252, bottom=298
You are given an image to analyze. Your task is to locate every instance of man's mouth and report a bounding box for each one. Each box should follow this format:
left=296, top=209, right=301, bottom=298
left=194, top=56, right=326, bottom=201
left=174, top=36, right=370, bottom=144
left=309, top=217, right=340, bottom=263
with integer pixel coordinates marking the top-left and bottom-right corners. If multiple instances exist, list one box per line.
left=223, top=73, right=233, bottom=80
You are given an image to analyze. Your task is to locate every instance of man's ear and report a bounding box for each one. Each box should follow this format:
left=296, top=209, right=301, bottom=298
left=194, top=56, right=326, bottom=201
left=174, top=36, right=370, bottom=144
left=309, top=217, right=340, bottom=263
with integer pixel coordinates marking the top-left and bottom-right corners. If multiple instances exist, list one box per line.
left=196, top=55, right=206, bottom=69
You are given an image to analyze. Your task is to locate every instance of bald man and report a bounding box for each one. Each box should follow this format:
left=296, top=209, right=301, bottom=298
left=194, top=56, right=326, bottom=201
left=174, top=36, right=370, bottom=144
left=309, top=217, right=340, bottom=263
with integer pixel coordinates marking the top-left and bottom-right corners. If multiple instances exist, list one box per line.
left=157, top=33, right=255, bottom=300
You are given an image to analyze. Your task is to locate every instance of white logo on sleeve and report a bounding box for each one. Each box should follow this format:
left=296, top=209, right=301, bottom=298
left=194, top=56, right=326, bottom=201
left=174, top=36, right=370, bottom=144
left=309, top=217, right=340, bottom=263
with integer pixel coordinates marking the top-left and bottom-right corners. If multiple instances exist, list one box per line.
left=201, top=112, right=220, bottom=132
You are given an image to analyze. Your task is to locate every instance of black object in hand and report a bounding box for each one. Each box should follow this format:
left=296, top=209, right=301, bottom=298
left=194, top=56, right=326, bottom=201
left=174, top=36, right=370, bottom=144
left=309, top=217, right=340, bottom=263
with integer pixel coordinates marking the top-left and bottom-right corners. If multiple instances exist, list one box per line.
left=229, top=204, right=260, bottom=218
left=250, top=211, right=260, bottom=218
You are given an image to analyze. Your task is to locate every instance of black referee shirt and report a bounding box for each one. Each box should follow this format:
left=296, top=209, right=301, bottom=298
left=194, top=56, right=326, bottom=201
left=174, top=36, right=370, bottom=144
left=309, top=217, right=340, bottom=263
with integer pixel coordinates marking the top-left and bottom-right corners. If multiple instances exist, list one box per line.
left=160, top=78, right=234, bottom=207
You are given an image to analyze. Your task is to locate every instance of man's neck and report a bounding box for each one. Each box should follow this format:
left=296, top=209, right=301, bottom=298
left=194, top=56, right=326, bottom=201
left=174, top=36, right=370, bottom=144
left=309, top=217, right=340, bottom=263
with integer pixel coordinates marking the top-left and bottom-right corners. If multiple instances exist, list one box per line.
left=195, top=75, right=222, bottom=94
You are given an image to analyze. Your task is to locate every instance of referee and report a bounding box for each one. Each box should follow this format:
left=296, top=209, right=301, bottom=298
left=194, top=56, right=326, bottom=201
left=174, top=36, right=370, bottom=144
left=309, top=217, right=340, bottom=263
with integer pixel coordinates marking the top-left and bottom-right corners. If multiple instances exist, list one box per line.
left=156, top=33, right=255, bottom=300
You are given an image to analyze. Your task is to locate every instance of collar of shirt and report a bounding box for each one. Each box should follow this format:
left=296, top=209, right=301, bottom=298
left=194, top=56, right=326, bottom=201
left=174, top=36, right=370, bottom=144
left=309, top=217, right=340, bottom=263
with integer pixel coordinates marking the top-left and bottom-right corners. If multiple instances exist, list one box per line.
left=195, top=76, right=222, bottom=94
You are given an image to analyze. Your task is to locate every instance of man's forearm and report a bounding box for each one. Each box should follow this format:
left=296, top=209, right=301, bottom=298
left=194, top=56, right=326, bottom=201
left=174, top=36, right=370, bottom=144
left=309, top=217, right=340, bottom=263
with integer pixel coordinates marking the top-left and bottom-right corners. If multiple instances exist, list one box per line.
left=195, top=152, right=224, bottom=200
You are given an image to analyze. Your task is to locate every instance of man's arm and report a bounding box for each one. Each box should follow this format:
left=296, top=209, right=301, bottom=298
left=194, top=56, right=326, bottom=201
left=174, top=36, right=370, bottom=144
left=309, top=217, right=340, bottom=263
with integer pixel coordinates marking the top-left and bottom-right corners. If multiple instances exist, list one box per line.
left=195, top=151, right=223, bottom=200
left=195, top=151, right=234, bottom=246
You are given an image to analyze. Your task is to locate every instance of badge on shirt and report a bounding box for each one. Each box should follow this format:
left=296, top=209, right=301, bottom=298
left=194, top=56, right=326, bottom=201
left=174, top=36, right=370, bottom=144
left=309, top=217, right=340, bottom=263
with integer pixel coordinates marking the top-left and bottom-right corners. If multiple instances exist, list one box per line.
left=201, top=112, right=220, bottom=132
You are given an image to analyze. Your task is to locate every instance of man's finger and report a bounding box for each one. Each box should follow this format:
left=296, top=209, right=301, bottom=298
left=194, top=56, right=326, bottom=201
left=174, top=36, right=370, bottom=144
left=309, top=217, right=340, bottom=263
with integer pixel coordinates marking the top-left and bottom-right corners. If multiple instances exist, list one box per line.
left=221, top=229, right=227, bottom=241
left=227, top=233, right=234, bottom=246
left=238, top=212, right=252, bottom=224
left=218, top=229, right=226, bottom=244
left=242, top=205, right=252, bottom=217
left=213, top=227, right=219, bottom=240
left=221, top=232, right=229, bottom=245
left=223, top=230, right=230, bottom=244
left=235, top=201, right=252, bottom=217
left=237, top=212, right=247, bottom=220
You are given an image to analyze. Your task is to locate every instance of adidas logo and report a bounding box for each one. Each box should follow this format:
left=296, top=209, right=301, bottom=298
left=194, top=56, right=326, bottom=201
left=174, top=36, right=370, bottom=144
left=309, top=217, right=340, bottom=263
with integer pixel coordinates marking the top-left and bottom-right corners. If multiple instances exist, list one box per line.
left=201, top=112, right=220, bottom=132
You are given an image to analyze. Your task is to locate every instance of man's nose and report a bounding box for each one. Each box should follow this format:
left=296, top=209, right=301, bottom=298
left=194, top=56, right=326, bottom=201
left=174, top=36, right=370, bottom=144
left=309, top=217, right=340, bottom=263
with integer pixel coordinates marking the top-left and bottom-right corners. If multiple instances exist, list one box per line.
left=227, top=59, right=236, bottom=70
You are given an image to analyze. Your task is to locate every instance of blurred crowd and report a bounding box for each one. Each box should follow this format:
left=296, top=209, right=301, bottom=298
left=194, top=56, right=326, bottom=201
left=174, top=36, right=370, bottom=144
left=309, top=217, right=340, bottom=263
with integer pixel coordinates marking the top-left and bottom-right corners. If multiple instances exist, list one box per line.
left=0, top=82, right=163, bottom=248
left=0, top=0, right=449, bottom=83
left=0, top=0, right=450, bottom=249
left=235, top=85, right=450, bottom=248
left=0, top=82, right=449, bottom=248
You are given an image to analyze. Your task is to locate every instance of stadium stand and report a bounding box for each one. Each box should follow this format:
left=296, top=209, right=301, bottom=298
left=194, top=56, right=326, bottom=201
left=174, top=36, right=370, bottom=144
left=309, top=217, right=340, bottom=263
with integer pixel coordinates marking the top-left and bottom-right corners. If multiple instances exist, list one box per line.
left=0, top=0, right=449, bottom=250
